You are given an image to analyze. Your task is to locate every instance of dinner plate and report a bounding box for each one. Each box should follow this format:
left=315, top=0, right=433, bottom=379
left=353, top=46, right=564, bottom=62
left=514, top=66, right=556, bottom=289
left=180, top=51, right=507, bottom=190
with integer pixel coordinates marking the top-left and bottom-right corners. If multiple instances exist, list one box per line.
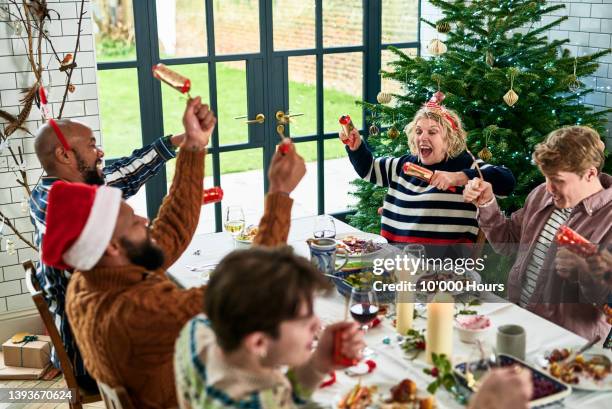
left=333, top=380, right=434, bottom=409
left=335, top=232, right=388, bottom=258
left=536, top=346, right=612, bottom=392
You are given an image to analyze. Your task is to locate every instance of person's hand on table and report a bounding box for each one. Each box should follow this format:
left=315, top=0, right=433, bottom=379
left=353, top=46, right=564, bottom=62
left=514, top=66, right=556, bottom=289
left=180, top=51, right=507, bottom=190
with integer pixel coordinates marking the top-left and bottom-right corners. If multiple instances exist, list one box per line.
left=181, top=96, right=217, bottom=151
left=339, top=128, right=361, bottom=151
left=311, top=321, right=364, bottom=373
left=268, top=141, right=306, bottom=196
left=463, top=177, right=494, bottom=206
left=468, top=367, right=532, bottom=409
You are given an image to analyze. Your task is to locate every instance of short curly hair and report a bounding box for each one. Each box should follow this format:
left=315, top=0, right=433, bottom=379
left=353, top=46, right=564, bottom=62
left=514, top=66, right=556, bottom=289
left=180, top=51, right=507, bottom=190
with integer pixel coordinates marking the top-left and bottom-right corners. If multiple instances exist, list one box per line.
left=403, top=106, right=467, bottom=159
left=533, top=126, right=605, bottom=176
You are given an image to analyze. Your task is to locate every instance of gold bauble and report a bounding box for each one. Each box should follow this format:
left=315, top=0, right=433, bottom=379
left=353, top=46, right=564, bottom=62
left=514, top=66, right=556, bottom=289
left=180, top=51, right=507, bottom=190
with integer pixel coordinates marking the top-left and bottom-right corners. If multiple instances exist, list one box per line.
left=436, top=22, right=451, bottom=34
left=428, top=39, right=447, bottom=56
left=503, top=89, right=519, bottom=107
left=478, top=147, right=493, bottom=162
left=369, top=124, right=379, bottom=136
left=377, top=91, right=392, bottom=104
left=486, top=51, right=494, bottom=67
left=567, top=75, right=581, bottom=92
left=388, top=126, right=400, bottom=139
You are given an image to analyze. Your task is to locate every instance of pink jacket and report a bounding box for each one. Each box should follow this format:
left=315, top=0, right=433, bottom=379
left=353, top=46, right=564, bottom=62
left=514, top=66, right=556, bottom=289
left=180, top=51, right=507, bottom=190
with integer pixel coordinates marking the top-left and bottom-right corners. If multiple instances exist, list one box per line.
left=477, top=174, right=612, bottom=340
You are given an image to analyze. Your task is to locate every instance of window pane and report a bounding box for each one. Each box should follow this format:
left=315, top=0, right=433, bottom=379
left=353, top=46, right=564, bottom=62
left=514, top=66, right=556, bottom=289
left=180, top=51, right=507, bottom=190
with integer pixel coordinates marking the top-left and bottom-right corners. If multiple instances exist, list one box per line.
left=213, top=0, right=260, bottom=55
left=274, top=0, right=315, bottom=51
left=216, top=62, right=249, bottom=146
left=382, top=0, right=419, bottom=44
left=157, top=0, right=207, bottom=58
left=381, top=48, right=417, bottom=103
left=323, top=53, right=362, bottom=134
left=220, top=148, right=264, bottom=228
left=91, top=0, right=137, bottom=62
left=323, top=0, right=363, bottom=48
left=292, top=141, right=318, bottom=218
left=288, top=56, right=316, bottom=137
left=98, top=69, right=141, bottom=158
left=161, top=64, right=210, bottom=136
left=324, top=139, right=357, bottom=214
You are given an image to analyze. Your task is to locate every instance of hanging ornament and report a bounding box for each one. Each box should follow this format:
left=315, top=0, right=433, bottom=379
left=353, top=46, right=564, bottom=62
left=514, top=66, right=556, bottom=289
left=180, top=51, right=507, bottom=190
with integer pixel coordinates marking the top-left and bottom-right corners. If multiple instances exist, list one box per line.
left=68, top=83, right=76, bottom=93
left=388, top=125, right=400, bottom=139
left=20, top=200, right=28, bottom=214
left=568, top=57, right=580, bottom=92
left=436, top=21, right=451, bottom=34
left=376, top=91, right=392, bottom=104
left=503, top=69, right=519, bottom=107
left=369, top=124, right=379, bottom=136
left=432, top=90, right=446, bottom=103
left=486, top=51, right=494, bottom=67
left=428, top=39, right=447, bottom=56
left=478, top=147, right=493, bottom=161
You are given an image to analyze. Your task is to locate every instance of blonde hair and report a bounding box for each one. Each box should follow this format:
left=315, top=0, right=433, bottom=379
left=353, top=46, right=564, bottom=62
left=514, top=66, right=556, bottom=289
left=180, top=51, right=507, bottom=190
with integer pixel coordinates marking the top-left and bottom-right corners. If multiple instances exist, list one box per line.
left=533, top=126, right=605, bottom=175
left=403, top=106, right=467, bottom=159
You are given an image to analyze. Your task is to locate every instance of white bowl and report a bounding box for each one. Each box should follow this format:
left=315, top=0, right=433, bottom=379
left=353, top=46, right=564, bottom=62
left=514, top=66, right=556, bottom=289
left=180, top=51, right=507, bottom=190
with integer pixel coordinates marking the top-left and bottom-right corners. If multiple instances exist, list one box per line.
left=454, top=315, right=491, bottom=344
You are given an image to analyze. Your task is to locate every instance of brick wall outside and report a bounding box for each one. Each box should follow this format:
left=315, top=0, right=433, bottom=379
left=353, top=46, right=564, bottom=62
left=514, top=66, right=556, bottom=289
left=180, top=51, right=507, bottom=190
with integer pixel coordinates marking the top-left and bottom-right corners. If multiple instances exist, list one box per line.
left=0, top=0, right=100, bottom=313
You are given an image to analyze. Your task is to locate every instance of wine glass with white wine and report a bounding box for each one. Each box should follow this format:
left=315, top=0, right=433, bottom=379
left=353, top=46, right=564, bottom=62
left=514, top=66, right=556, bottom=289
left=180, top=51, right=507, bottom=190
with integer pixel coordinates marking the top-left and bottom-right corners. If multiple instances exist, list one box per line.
left=224, top=206, right=245, bottom=243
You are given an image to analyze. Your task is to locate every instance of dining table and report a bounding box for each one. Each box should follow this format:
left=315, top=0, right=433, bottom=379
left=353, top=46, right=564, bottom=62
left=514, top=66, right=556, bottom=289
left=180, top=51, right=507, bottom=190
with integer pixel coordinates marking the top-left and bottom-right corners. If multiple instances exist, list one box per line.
left=167, top=215, right=611, bottom=409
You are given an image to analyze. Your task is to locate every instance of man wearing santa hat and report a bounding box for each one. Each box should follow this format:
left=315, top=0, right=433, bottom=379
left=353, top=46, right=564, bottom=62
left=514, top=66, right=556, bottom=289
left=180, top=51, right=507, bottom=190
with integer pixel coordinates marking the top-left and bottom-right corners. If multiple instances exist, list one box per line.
left=42, top=96, right=306, bottom=408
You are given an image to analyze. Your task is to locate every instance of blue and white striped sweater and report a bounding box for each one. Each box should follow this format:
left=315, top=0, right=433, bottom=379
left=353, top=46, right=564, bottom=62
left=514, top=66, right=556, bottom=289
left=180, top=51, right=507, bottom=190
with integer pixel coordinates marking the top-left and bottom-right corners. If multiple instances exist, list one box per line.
left=29, top=136, right=176, bottom=377
left=347, top=142, right=516, bottom=243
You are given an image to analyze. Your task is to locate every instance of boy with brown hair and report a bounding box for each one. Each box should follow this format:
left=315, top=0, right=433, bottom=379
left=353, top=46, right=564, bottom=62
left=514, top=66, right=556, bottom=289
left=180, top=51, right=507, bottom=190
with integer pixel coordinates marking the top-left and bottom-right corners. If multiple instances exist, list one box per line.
left=464, top=126, right=611, bottom=339
left=174, top=246, right=365, bottom=409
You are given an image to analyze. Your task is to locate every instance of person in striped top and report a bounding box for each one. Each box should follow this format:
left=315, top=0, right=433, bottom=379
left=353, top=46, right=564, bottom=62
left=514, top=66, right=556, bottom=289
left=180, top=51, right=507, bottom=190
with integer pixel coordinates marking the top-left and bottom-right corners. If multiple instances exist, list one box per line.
left=29, top=119, right=184, bottom=391
left=341, top=96, right=515, bottom=244
left=464, top=126, right=611, bottom=339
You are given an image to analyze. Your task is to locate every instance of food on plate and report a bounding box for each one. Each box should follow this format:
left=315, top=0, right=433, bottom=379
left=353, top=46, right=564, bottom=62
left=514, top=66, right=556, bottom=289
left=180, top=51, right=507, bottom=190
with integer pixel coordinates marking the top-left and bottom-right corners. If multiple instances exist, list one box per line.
left=337, top=235, right=383, bottom=256
left=378, top=379, right=436, bottom=409
left=345, top=271, right=394, bottom=288
left=236, top=225, right=258, bottom=242
left=546, top=348, right=611, bottom=384
left=337, top=383, right=376, bottom=409
left=455, top=315, right=490, bottom=330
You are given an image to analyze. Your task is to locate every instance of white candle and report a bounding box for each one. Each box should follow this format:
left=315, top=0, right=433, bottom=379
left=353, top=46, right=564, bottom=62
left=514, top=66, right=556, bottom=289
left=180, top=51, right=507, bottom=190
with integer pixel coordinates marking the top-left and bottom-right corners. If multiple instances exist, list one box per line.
left=425, top=294, right=454, bottom=364
left=396, top=302, right=414, bottom=334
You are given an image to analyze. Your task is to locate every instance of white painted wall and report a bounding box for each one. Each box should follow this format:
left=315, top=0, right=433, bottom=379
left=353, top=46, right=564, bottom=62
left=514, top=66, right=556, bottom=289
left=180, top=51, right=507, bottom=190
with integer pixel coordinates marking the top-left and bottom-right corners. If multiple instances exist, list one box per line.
left=0, top=0, right=100, bottom=317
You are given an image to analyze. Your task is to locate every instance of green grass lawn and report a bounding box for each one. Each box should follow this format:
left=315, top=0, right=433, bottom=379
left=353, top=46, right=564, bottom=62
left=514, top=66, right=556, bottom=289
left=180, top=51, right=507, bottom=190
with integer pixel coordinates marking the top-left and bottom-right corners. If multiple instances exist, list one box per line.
left=97, top=63, right=362, bottom=178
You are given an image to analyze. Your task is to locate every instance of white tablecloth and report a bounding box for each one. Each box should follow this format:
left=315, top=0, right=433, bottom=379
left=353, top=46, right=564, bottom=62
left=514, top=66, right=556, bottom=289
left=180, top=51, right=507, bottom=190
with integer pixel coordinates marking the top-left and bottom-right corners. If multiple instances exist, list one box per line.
left=167, top=216, right=611, bottom=408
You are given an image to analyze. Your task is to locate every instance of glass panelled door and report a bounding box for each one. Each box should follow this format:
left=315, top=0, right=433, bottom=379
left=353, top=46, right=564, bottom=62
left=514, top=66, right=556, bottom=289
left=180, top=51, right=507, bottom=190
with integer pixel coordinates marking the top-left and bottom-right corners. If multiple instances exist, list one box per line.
left=95, top=0, right=420, bottom=230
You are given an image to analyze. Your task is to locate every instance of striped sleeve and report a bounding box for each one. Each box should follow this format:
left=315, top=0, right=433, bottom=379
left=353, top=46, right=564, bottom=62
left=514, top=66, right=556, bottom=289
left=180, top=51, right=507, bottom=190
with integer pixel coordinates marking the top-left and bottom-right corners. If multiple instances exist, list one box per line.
left=463, top=159, right=516, bottom=197
left=346, top=141, right=400, bottom=188
left=103, top=136, right=177, bottom=199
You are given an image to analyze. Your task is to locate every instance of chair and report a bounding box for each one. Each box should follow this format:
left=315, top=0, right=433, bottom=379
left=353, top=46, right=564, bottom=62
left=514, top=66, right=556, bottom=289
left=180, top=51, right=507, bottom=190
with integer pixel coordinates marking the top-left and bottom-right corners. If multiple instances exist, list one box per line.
left=97, top=381, right=135, bottom=409
left=23, top=260, right=102, bottom=409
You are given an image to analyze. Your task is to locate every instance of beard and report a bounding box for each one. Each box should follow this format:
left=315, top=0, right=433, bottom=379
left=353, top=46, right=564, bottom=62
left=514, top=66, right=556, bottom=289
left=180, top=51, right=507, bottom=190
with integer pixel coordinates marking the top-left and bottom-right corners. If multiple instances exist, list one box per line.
left=74, top=151, right=105, bottom=185
left=120, top=235, right=165, bottom=271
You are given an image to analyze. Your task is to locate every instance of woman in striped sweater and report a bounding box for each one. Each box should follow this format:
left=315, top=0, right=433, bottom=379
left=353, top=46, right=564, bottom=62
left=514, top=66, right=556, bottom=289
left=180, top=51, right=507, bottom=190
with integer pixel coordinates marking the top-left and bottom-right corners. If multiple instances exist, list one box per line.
left=340, top=96, right=515, bottom=244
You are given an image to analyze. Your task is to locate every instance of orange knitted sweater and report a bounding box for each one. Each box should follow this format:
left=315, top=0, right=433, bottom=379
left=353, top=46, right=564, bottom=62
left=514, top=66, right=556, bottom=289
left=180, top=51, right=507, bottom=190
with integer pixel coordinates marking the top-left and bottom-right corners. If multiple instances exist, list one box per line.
left=65, top=150, right=293, bottom=409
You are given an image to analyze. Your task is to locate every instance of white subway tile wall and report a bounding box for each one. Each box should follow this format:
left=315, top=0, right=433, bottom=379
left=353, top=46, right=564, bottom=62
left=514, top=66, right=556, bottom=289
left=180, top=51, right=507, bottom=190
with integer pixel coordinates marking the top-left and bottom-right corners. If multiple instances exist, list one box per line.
left=0, top=0, right=100, bottom=313
left=421, top=0, right=612, bottom=145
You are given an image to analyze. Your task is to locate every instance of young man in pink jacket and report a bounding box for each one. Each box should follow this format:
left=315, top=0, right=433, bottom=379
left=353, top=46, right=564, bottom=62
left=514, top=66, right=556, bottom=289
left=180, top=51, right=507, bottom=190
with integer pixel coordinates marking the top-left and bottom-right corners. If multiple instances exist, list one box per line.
left=464, top=126, right=611, bottom=340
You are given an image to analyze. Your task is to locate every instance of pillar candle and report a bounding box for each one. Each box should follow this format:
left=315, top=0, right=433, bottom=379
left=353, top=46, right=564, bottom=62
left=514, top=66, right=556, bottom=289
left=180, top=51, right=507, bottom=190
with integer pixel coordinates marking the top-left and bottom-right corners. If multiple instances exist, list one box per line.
left=425, top=293, right=454, bottom=364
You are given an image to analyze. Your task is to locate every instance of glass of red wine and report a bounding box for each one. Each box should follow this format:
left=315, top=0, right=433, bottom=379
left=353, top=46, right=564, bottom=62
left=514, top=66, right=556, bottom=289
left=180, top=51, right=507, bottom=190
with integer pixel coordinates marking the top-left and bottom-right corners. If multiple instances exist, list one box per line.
left=349, top=285, right=379, bottom=357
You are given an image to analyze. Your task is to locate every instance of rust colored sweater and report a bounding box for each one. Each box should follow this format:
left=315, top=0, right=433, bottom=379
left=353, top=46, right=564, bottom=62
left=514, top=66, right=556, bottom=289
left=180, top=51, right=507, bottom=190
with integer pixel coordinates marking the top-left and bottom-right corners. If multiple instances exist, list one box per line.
left=65, top=150, right=293, bottom=409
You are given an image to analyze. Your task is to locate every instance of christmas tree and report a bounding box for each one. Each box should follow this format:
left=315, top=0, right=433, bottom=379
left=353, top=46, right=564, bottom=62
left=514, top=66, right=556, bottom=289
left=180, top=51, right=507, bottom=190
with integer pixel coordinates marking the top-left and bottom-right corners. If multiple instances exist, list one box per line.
left=348, top=0, right=611, bottom=234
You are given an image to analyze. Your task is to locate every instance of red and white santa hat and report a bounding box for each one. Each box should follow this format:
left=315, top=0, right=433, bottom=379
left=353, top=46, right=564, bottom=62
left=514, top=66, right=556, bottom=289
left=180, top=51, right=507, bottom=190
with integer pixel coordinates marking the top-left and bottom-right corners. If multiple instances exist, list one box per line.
left=42, top=181, right=122, bottom=271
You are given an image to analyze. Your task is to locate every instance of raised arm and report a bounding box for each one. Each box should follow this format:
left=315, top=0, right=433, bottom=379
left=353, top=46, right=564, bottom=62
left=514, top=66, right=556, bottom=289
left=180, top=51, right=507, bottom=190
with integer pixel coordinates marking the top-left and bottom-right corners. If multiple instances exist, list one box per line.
left=463, top=160, right=516, bottom=197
